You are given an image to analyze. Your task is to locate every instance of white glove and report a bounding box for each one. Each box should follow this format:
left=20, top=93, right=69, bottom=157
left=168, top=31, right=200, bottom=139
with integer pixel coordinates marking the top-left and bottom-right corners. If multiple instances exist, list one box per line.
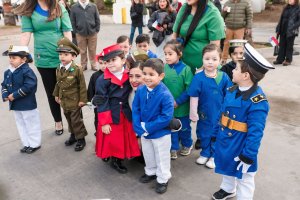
left=141, top=122, right=149, bottom=137
left=234, top=156, right=251, bottom=173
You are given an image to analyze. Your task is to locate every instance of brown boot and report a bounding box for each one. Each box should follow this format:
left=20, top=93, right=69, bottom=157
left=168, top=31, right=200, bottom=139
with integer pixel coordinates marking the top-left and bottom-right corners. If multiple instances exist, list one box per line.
left=283, top=61, right=291, bottom=66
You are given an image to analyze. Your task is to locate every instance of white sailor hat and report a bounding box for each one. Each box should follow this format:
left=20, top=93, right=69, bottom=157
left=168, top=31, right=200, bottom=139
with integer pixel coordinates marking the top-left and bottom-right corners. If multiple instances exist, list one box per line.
left=243, top=43, right=275, bottom=74
left=2, top=45, right=33, bottom=63
left=229, top=39, right=247, bottom=47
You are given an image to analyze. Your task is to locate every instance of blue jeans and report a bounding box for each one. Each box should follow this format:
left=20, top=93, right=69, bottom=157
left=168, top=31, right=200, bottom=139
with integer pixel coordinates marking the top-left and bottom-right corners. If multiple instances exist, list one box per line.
left=130, top=25, right=143, bottom=44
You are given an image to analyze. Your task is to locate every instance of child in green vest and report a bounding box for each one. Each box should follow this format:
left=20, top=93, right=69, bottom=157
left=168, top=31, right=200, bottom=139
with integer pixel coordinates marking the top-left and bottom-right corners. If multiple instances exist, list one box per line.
left=162, top=39, right=194, bottom=160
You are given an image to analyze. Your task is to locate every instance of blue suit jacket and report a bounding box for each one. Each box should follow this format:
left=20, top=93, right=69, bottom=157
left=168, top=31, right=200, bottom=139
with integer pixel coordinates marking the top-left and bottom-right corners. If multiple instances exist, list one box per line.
left=132, top=82, right=174, bottom=139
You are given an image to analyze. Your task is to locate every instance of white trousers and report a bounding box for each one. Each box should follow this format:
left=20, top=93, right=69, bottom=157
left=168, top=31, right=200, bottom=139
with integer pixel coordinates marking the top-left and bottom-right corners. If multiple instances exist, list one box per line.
left=156, top=35, right=172, bottom=62
left=141, top=134, right=171, bottom=184
left=220, top=173, right=256, bottom=200
left=14, top=109, right=42, bottom=148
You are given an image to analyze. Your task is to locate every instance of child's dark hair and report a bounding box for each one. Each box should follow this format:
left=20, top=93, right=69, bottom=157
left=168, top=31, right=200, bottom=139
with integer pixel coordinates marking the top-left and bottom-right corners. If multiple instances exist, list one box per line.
left=238, top=60, right=265, bottom=83
left=164, top=39, right=183, bottom=57
left=229, top=46, right=237, bottom=56
left=202, top=43, right=222, bottom=59
left=117, top=35, right=130, bottom=44
left=129, top=60, right=144, bottom=71
left=141, top=58, right=164, bottom=75
left=135, top=34, right=150, bottom=44
left=13, top=54, right=33, bottom=63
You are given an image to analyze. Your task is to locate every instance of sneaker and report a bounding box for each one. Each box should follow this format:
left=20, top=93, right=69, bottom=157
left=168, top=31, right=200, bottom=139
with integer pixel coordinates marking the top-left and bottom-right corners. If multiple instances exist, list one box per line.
left=194, top=139, right=201, bottom=150
left=180, top=146, right=192, bottom=156
left=170, top=150, right=178, bottom=160
left=212, top=189, right=236, bottom=200
left=205, top=158, right=215, bottom=169
left=196, top=156, right=208, bottom=165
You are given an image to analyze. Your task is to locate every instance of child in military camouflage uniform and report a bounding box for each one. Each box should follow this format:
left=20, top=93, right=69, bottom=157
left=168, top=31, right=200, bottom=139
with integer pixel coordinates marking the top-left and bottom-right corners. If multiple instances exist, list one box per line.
left=53, top=37, right=88, bottom=152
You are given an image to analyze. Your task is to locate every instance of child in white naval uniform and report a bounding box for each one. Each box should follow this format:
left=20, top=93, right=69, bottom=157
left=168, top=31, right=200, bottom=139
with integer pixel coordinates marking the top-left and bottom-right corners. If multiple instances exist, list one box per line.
left=1, top=46, right=41, bottom=154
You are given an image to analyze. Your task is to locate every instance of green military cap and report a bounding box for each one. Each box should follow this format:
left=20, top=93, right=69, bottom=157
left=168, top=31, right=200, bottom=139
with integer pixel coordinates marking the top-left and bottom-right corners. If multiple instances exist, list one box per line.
left=131, top=50, right=148, bottom=62
left=56, top=37, right=80, bottom=56
left=229, top=39, right=247, bottom=47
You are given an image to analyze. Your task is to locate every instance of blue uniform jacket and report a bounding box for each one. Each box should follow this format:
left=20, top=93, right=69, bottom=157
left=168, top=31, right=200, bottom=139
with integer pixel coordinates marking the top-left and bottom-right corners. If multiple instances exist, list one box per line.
left=147, top=50, right=158, bottom=58
left=214, top=85, right=269, bottom=179
left=188, top=71, right=232, bottom=136
left=1, top=63, right=37, bottom=111
left=132, top=82, right=174, bottom=139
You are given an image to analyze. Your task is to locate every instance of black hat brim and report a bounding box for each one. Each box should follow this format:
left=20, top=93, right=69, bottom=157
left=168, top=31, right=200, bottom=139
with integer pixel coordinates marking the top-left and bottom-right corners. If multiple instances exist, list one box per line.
left=56, top=48, right=78, bottom=56
left=103, top=50, right=124, bottom=61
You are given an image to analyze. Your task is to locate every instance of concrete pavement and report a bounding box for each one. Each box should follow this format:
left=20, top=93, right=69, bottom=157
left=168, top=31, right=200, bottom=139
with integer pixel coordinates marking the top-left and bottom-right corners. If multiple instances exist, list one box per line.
left=0, top=23, right=300, bottom=200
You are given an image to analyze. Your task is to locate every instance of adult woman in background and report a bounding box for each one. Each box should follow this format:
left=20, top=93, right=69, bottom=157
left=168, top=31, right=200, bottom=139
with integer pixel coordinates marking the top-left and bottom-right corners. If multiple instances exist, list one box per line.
left=172, top=0, right=225, bottom=74
left=14, top=0, right=72, bottom=135
left=130, top=0, right=144, bottom=44
left=274, top=0, right=300, bottom=66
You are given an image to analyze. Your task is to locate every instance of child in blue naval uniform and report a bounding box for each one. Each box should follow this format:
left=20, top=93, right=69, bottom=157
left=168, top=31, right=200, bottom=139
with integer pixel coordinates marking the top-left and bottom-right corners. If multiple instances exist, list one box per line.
left=1, top=46, right=41, bottom=154
left=188, top=44, right=232, bottom=169
left=211, top=43, right=275, bottom=200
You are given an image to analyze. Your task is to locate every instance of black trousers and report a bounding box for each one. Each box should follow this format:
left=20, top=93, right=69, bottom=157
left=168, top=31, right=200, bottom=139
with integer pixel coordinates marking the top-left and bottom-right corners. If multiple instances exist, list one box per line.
left=37, top=68, right=62, bottom=122
left=277, top=35, right=296, bottom=63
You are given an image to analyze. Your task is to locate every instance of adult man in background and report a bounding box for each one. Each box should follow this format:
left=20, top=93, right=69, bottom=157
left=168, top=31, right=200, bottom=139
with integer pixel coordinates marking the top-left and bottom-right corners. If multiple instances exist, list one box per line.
left=71, top=0, right=100, bottom=71
left=221, top=0, right=253, bottom=64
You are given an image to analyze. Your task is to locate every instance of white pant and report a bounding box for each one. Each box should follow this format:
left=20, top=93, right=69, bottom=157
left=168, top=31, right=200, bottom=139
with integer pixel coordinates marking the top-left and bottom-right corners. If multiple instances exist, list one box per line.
left=141, top=134, right=171, bottom=183
left=220, top=173, right=256, bottom=200
left=14, top=109, right=41, bottom=148
left=156, top=35, right=172, bottom=62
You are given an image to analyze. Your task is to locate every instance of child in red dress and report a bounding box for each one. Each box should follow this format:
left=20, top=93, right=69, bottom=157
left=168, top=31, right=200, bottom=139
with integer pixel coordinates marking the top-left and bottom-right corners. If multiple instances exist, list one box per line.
left=94, top=44, right=141, bottom=174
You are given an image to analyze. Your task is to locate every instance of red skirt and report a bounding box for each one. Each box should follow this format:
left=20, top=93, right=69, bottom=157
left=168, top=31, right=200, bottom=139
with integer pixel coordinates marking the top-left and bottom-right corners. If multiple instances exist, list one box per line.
left=95, top=111, right=141, bottom=159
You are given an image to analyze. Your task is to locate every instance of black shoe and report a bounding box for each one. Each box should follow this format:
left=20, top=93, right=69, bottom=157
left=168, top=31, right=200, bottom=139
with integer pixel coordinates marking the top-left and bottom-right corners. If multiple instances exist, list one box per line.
left=65, top=134, right=77, bottom=146
left=273, top=60, right=283, bottom=65
left=55, top=129, right=63, bottom=135
left=102, top=157, right=110, bottom=162
left=139, top=174, right=156, bottom=183
left=212, top=189, right=236, bottom=200
left=74, top=138, right=86, bottom=151
left=55, top=122, right=63, bottom=135
left=94, top=132, right=97, bottom=136
left=20, top=146, right=29, bottom=153
left=26, top=146, right=41, bottom=154
left=111, top=158, right=128, bottom=174
left=155, top=182, right=168, bottom=194
left=194, top=139, right=201, bottom=150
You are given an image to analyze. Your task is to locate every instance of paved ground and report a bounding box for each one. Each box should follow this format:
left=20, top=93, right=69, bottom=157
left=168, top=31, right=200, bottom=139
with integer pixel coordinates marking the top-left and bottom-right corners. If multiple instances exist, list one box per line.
left=0, top=23, right=300, bottom=200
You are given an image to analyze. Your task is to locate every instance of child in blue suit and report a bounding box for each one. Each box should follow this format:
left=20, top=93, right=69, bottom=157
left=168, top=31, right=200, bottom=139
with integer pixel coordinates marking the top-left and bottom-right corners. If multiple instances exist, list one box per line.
left=212, top=43, right=274, bottom=200
left=1, top=46, right=41, bottom=154
left=132, top=58, right=174, bottom=194
left=188, top=44, right=232, bottom=169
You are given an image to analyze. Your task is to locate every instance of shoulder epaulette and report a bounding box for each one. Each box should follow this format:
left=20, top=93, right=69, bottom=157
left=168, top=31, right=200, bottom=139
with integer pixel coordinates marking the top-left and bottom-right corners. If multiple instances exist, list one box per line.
left=251, top=94, right=267, bottom=103
left=227, top=85, right=238, bottom=93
